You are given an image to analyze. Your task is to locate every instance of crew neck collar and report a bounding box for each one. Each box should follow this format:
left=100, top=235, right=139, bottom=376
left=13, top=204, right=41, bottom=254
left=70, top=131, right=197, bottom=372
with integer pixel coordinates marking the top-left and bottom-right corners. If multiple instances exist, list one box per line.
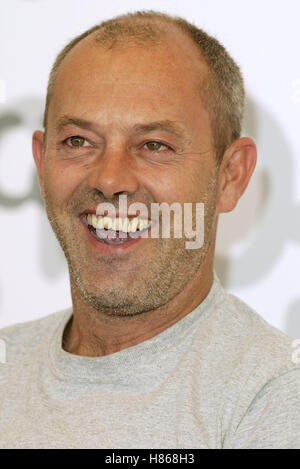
left=48, top=271, right=224, bottom=383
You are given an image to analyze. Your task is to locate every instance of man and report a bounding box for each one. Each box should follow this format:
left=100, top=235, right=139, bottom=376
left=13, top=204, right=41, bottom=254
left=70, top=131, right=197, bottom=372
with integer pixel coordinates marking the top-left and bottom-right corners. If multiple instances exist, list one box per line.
left=0, top=10, right=299, bottom=449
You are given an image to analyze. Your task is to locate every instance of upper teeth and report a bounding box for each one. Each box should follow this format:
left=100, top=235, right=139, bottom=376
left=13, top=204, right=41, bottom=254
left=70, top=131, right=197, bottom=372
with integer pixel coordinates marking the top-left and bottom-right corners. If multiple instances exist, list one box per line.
left=87, top=214, right=151, bottom=233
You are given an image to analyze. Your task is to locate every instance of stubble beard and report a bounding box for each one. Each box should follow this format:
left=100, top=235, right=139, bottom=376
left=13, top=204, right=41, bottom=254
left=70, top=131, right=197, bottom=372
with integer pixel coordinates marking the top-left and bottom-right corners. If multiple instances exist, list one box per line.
left=43, top=177, right=218, bottom=318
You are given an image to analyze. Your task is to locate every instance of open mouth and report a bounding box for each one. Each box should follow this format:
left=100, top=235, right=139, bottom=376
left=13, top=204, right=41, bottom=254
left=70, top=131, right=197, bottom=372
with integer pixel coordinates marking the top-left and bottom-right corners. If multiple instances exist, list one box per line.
left=86, top=214, right=151, bottom=245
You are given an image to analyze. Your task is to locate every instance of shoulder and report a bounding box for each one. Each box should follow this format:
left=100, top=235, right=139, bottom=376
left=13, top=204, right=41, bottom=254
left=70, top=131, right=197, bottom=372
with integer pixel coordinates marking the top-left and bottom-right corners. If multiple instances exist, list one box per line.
left=202, top=285, right=300, bottom=446
left=0, top=308, right=72, bottom=363
left=200, top=283, right=300, bottom=400
left=213, top=288, right=296, bottom=367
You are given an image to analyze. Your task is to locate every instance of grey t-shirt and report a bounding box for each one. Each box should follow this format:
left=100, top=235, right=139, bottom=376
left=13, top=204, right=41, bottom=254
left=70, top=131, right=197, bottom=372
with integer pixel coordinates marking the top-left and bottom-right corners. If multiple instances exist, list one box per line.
left=0, top=274, right=299, bottom=449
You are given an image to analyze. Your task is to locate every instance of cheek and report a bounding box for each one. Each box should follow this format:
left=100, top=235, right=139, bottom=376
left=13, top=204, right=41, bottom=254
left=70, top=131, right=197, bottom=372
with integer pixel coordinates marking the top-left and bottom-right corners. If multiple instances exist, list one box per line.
left=44, top=162, right=81, bottom=205
left=142, top=167, right=206, bottom=205
left=137, top=162, right=189, bottom=203
left=143, top=176, right=184, bottom=204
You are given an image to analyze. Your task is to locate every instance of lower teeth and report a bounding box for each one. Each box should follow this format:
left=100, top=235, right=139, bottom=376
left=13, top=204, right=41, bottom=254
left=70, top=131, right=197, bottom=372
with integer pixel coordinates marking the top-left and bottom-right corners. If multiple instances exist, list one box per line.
left=88, top=226, right=142, bottom=244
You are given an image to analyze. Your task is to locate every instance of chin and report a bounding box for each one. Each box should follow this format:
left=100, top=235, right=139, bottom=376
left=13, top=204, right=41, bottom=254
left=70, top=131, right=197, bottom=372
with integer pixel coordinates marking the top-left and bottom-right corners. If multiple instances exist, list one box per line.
left=83, top=292, right=153, bottom=317
left=72, top=273, right=150, bottom=313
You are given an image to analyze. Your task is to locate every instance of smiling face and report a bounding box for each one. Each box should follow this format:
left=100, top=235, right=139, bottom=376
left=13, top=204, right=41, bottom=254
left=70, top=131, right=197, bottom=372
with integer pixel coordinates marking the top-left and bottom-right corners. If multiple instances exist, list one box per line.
left=33, top=30, right=221, bottom=316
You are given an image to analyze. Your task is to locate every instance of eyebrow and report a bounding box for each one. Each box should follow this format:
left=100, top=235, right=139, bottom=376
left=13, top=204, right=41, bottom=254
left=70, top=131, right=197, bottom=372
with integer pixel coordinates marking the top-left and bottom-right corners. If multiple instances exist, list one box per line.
left=55, top=115, right=186, bottom=141
left=132, top=120, right=185, bottom=140
left=55, top=116, right=98, bottom=133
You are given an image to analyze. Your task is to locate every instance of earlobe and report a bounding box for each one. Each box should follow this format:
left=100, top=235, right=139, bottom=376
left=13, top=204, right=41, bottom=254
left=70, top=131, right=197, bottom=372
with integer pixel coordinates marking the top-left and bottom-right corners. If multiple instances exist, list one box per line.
left=32, top=130, right=46, bottom=199
left=216, top=137, right=257, bottom=214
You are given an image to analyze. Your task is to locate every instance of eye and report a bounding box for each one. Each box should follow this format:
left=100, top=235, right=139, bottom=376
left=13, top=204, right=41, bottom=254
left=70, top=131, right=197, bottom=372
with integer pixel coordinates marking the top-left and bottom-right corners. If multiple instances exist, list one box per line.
left=143, top=141, right=170, bottom=152
left=65, top=136, right=91, bottom=148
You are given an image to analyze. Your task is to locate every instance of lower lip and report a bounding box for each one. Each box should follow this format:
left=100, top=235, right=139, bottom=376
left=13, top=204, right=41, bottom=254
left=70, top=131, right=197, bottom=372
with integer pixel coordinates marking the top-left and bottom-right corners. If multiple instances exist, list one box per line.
left=79, top=215, right=150, bottom=254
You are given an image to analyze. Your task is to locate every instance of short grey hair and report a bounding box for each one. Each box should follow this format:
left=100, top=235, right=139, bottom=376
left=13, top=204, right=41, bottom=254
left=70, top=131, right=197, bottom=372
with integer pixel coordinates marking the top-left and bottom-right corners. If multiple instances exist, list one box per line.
left=43, top=10, right=245, bottom=163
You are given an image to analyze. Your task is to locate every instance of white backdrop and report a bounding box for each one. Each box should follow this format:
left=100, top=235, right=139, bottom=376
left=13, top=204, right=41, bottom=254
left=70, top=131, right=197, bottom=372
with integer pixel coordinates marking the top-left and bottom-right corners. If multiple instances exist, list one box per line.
left=0, top=0, right=299, bottom=336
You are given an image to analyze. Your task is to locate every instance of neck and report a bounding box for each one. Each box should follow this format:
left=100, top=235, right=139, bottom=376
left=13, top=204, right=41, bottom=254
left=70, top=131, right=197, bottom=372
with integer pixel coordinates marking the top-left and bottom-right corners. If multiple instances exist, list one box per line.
left=63, top=241, right=216, bottom=357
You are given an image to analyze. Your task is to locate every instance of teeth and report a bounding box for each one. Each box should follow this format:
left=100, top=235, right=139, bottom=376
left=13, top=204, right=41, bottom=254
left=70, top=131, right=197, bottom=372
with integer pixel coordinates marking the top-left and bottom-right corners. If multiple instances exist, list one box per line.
left=122, top=218, right=130, bottom=232
left=128, top=218, right=139, bottom=233
left=138, top=219, right=148, bottom=231
left=97, top=217, right=104, bottom=229
left=111, top=218, right=118, bottom=231
left=103, top=217, right=112, bottom=230
left=86, top=214, right=151, bottom=233
left=92, top=214, right=98, bottom=227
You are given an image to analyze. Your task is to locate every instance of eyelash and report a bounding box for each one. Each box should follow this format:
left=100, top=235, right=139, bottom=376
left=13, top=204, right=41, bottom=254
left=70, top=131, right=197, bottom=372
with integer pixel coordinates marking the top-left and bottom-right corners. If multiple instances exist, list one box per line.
left=63, top=136, right=92, bottom=148
left=63, top=136, right=173, bottom=153
left=143, top=141, right=172, bottom=152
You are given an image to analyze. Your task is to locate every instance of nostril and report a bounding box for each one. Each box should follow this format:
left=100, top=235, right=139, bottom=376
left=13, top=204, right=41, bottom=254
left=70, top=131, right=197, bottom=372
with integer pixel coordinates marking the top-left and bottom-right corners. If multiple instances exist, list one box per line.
left=87, top=161, right=140, bottom=199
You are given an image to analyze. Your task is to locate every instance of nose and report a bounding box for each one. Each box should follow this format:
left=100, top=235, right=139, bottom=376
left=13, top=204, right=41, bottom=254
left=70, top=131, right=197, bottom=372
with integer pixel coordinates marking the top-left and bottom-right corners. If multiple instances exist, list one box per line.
left=87, top=147, right=140, bottom=199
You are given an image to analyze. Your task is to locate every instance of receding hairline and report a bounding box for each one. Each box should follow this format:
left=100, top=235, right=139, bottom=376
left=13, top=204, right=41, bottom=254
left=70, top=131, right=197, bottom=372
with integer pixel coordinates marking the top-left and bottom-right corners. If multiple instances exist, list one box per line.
left=44, top=17, right=211, bottom=142
left=43, top=10, right=245, bottom=163
left=47, top=17, right=207, bottom=102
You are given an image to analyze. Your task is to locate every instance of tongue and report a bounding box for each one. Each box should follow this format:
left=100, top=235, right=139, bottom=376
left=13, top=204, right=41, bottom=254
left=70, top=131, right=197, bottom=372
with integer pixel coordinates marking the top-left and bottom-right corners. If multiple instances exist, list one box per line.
left=96, top=228, right=142, bottom=239
left=95, top=228, right=133, bottom=244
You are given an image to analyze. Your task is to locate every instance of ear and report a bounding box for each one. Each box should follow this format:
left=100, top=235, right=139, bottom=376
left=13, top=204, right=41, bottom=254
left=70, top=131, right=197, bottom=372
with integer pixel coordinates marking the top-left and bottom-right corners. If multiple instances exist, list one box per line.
left=216, top=137, right=257, bottom=213
left=32, top=130, right=46, bottom=199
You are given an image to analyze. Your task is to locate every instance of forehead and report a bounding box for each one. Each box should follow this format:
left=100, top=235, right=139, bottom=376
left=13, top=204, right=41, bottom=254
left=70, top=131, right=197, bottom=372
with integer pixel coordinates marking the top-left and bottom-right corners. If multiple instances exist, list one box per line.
left=49, top=29, right=210, bottom=134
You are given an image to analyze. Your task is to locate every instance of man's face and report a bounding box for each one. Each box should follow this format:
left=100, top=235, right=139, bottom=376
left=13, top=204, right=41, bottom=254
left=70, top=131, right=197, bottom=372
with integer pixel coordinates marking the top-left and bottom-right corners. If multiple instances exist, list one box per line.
left=38, top=32, right=219, bottom=316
